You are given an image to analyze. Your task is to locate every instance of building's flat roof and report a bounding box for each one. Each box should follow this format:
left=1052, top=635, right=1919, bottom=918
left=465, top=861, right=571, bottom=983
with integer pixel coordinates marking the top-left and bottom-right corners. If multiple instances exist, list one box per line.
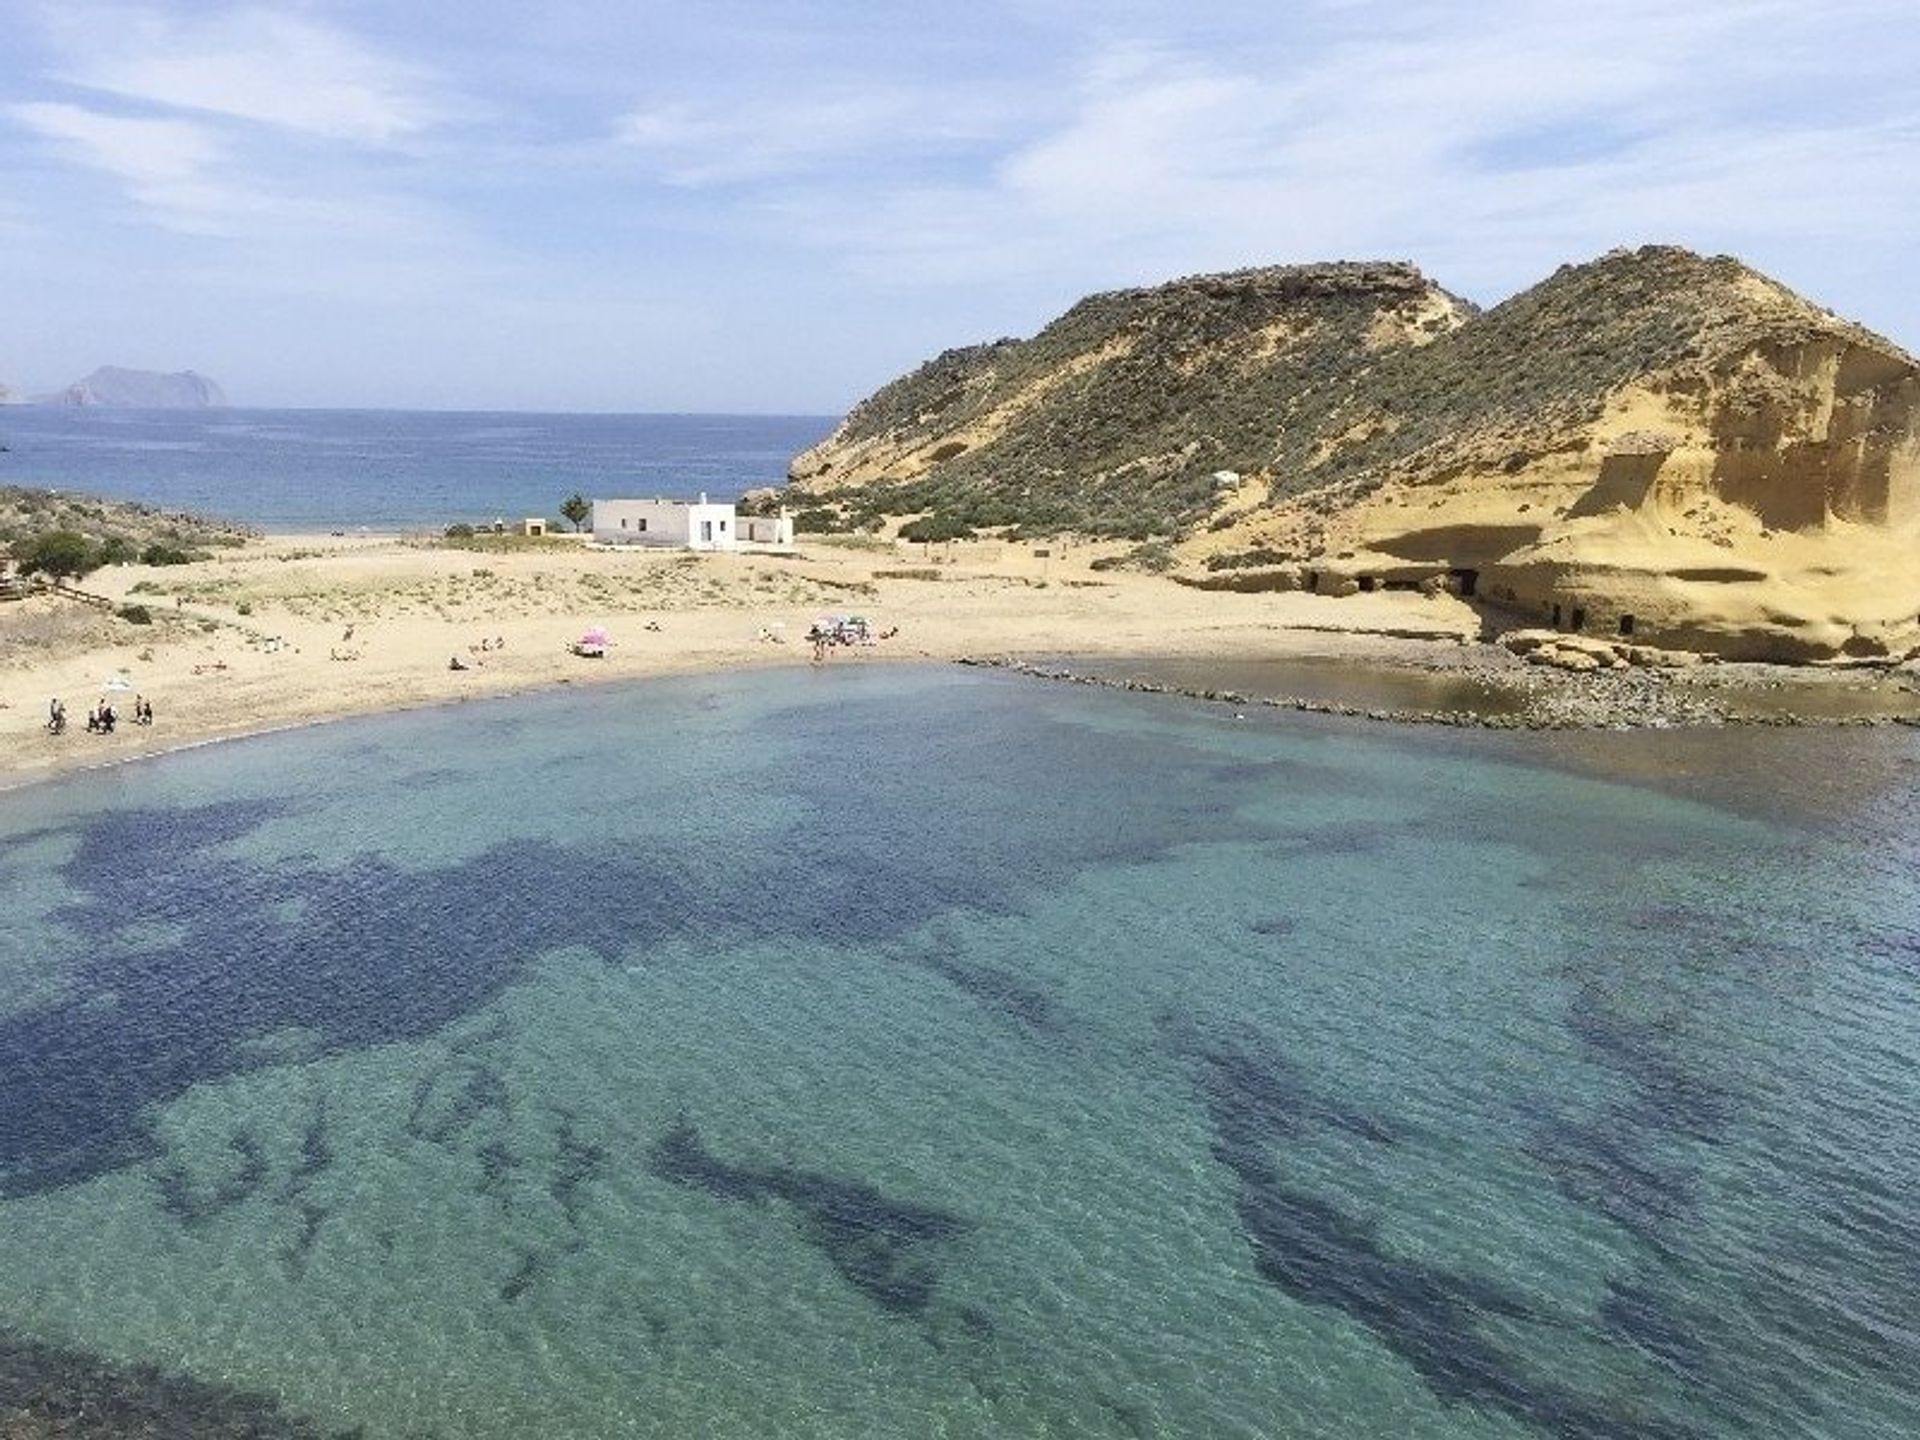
left=593, top=497, right=729, bottom=507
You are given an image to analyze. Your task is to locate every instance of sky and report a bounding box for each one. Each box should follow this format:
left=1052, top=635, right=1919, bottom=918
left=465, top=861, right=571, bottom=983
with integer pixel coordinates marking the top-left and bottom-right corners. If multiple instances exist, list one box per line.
left=2, top=0, right=1917, bottom=413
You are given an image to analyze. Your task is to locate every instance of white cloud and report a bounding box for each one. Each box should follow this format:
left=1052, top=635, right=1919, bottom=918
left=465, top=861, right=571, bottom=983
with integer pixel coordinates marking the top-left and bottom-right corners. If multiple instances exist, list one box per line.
left=611, top=86, right=1009, bottom=185
left=770, top=0, right=1920, bottom=315
left=41, top=6, right=452, bottom=145
left=6, top=99, right=451, bottom=241
left=6, top=101, right=237, bottom=230
left=9, top=101, right=224, bottom=184
left=7, top=0, right=1917, bottom=408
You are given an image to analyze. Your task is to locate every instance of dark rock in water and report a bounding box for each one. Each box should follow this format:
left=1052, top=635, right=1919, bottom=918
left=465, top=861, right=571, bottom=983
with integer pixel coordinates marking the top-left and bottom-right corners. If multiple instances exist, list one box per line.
left=1163, top=1019, right=1402, bottom=1152
left=1174, top=1021, right=1701, bottom=1440
left=499, top=1247, right=547, bottom=1304
left=1600, top=1276, right=1713, bottom=1381
left=284, top=1099, right=333, bottom=1198
left=154, top=1131, right=270, bottom=1227
left=647, top=1116, right=970, bottom=1317
left=476, top=1137, right=517, bottom=1207
left=550, top=1113, right=605, bottom=1228
left=0, top=1325, right=344, bottom=1436
left=282, top=1200, right=331, bottom=1281
left=908, top=943, right=1064, bottom=1033
left=405, top=1059, right=510, bottom=1148
left=0, top=695, right=1252, bottom=1202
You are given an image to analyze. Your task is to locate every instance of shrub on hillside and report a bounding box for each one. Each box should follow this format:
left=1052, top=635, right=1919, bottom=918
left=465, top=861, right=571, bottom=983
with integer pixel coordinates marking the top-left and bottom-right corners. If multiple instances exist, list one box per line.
left=11, top=530, right=101, bottom=580
left=898, top=514, right=976, bottom=543
left=140, top=542, right=203, bottom=566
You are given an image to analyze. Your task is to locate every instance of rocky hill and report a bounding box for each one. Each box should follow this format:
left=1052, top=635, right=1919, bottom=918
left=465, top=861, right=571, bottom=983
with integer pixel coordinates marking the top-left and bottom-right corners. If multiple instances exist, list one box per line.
left=790, top=247, right=1920, bottom=661
left=0, top=486, right=253, bottom=559
left=789, top=263, right=1472, bottom=538
left=39, top=367, right=227, bottom=408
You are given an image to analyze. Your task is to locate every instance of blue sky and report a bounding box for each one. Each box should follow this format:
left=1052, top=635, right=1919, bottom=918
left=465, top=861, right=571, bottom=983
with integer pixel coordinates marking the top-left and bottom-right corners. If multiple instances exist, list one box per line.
left=3, top=0, right=1916, bottom=413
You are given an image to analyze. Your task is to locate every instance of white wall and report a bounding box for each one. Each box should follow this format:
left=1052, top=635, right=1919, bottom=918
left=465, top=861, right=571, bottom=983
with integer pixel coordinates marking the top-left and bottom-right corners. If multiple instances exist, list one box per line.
left=593, top=498, right=738, bottom=549
left=736, top=513, right=794, bottom=547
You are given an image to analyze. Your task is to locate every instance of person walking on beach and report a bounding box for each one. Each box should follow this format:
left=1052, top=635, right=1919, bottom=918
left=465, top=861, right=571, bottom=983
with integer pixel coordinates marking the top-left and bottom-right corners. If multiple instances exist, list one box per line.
left=47, top=698, right=66, bottom=734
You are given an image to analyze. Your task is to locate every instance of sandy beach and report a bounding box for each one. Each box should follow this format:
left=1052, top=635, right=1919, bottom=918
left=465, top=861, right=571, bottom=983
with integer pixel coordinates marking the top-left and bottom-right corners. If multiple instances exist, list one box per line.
left=0, top=532, right=1493, bottom=790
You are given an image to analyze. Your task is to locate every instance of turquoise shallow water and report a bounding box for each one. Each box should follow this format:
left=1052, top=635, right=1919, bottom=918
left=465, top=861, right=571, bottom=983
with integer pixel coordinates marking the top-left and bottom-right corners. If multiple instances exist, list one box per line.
left=0, top=666, right=1916, bottom=1438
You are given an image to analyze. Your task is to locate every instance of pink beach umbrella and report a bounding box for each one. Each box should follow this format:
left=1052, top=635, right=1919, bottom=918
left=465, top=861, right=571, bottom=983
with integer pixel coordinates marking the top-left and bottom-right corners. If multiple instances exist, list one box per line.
left=579, top=626, right=610, bottom=647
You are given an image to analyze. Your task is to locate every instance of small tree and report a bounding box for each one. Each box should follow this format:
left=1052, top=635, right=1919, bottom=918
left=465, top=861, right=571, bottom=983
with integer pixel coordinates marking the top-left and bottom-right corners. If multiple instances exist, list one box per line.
left=12, top=530, right=101, bottom=582
left=559, top=494, right=591, bottom=532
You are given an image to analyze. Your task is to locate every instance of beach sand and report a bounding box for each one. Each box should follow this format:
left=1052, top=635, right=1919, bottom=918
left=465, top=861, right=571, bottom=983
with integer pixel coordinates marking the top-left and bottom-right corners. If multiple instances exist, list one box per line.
left=0, top=533, right=1485, bottom=789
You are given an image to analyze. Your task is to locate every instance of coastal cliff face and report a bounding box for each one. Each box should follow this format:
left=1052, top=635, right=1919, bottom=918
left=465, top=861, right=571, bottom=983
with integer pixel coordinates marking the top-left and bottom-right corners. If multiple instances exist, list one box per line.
left=794, top=247, right=1920, bottom=661
left=40, top=367, right=227, bottom=408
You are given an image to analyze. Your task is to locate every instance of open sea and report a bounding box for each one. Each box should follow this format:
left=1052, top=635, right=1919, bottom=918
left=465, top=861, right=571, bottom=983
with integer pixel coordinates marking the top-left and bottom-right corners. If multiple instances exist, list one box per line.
left=0, top=409, right=836, bottom=532
left=1, top=664, right=1917, bottom=1438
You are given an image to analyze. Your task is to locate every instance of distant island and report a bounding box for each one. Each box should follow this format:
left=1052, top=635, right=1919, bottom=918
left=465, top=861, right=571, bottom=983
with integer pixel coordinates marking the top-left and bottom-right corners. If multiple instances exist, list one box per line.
left=35, top=367, right=227, bottom=409
left=786, top=245, right=1920, bottom=663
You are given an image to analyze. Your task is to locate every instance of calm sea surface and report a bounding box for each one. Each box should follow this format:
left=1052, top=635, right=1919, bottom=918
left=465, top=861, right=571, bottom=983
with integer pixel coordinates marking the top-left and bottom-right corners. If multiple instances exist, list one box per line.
left=0, top=409, right=835, bottom=531
left=0, top=665, right=1915, bottom=1438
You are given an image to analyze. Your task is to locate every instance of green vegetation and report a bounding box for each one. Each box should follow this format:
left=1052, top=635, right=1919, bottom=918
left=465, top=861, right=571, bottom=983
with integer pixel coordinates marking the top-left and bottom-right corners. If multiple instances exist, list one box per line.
left=0, top=487, right=242, bottom=591
left=116, top=603, right=154, bottom=625
left=559, top=494, right=591, bottom=532
left=794, top=263, right=1465, bottom=539
left=787, top=247, right=1871, bottom=548
left=432, top=530, right=577, bottom=553
left=0, top=486, right=252, bottom=561
left=1090, top=541, right=1178, bottom=573
left=140, top=542, right=205, bottom=566
left=898, top=514, right=976, bottom=543
left=1204, top=547, right=1296, bottom=571
left=11, top=529, right=103, bottom=580
left=1265, top=247, right=1770, bottom=503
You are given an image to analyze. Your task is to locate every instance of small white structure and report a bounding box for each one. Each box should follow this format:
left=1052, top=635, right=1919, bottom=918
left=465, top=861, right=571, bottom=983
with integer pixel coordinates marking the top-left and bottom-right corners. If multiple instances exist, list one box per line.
left=591, top=494, right=792, bottom=551
left=735, top=512, right=795, bottom=547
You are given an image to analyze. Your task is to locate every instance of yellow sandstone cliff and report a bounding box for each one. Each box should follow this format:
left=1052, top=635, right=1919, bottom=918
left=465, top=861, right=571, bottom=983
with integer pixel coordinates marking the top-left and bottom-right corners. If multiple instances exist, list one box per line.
left=791, top=247, right=1919, bottom=661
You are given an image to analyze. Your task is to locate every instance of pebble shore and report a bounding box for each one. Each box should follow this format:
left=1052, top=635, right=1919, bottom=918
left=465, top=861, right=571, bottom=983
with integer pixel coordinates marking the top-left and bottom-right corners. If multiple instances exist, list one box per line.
left=959, top=656, right=1920, bottom=731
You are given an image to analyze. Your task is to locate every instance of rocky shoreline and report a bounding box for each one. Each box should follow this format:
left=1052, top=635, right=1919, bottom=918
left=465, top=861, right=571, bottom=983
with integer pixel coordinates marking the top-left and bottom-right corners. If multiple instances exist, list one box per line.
left=958, top=655, right=1920, bottom=731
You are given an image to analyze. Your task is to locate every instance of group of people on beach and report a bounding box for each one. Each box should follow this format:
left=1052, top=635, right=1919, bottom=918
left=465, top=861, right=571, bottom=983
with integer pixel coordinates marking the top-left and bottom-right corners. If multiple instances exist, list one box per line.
left=806, top=618, right=898, bottom=663
left=450, top=634, right=508, bottom=670
left=47, top=695, right=154, bottom=735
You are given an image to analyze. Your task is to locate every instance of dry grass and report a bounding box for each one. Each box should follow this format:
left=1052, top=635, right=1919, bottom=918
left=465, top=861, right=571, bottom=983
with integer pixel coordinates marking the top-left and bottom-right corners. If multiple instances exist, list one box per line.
left=128, top=557, right=859, bottom=624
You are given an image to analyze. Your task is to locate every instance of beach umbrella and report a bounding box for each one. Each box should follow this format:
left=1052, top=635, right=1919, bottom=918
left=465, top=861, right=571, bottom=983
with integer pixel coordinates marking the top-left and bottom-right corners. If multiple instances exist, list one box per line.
left=580, top=627, right=610, bottom=647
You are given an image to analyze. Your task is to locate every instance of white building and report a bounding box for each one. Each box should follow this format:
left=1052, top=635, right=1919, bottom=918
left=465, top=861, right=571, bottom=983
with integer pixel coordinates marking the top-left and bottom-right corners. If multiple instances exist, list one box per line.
left=590, top=494, right=792, bottom=551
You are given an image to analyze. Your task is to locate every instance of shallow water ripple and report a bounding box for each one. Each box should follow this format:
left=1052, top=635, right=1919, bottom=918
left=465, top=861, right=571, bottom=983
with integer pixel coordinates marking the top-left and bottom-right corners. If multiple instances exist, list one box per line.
left=0, top=668, right=1915, bottom=1438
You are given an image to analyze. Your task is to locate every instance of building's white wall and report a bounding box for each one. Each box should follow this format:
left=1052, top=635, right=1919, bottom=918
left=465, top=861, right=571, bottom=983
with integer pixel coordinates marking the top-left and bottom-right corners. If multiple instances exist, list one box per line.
left=593, top=498, right=695, bottom=547
left=737, top=513, right=794, bottom=547
left=591, top=497, right=782, bottom=550
left=684, top=503, right=737, bottom=550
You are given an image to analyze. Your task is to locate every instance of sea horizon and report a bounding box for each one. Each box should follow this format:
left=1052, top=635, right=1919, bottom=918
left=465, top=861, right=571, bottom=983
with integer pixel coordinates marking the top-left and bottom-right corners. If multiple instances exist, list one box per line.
left=0, top=408, right=838, bottom=532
